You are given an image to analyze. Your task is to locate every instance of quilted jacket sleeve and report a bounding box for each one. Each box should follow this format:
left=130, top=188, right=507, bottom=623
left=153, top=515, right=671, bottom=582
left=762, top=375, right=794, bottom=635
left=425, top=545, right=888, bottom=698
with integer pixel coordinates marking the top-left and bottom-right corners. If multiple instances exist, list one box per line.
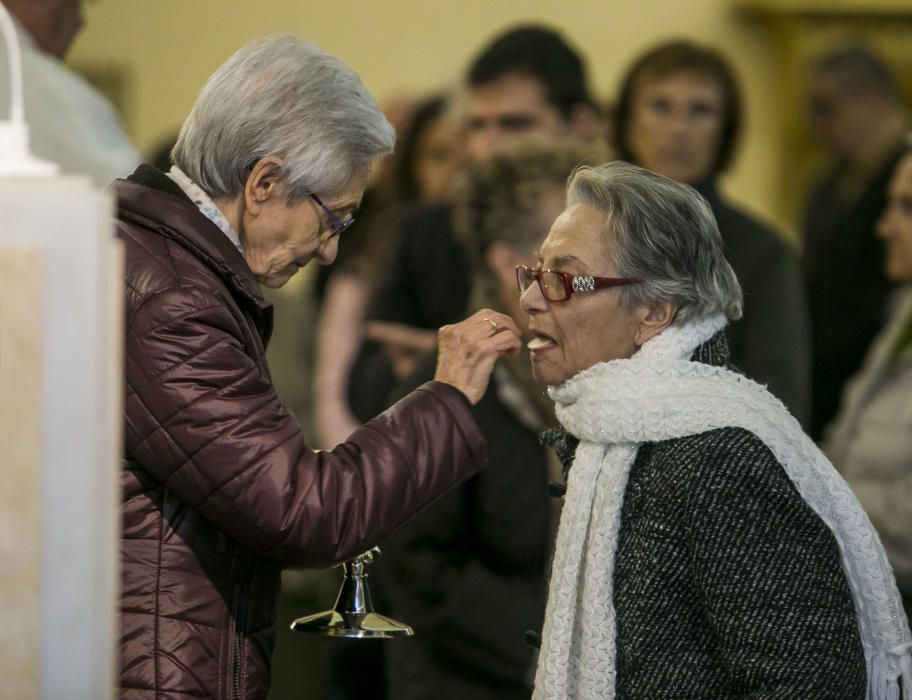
left=124, top=286, right=487, bottom=568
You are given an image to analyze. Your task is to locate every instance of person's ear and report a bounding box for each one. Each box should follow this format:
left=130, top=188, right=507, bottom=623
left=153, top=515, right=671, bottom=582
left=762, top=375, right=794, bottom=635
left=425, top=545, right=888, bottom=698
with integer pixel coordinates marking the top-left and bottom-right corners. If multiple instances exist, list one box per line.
left=244, top=156, right=284, bottom=216
left=634, top=298, right=678, bottom=347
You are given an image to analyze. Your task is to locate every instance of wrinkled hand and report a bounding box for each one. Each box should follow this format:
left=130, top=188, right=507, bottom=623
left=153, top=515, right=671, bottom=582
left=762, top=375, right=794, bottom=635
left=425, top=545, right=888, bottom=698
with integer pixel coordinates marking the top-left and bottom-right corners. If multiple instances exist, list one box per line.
left=433, top=309, right=522, bottom=405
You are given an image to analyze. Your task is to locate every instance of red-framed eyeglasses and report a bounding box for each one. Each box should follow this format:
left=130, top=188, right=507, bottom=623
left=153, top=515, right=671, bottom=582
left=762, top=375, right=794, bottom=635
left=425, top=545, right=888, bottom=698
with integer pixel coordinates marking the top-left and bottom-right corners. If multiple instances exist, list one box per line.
left=515, top=265, right=638, bottom=302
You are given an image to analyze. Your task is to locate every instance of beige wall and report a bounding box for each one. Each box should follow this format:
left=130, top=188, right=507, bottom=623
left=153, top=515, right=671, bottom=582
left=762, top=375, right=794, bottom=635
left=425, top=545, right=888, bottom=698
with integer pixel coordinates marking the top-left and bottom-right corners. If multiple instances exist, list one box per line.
left=69, top=0, right=785, bottom=229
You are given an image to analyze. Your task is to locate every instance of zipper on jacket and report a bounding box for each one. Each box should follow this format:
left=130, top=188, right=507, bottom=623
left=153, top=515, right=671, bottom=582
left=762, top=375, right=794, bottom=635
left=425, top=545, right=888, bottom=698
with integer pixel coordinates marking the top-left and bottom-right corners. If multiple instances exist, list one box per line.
left=229, top=559, right=249, bottom=700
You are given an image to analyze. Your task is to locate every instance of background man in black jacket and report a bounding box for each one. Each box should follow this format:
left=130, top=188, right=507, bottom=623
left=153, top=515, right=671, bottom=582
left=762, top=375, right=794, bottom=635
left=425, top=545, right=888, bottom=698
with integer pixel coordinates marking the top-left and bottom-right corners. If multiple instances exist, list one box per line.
left=802, top=46, right=907, bottom=439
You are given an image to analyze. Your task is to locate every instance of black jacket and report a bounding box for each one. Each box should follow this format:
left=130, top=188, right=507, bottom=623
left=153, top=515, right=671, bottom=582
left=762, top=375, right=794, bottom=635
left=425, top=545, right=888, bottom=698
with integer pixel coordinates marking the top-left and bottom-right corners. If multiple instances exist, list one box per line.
left=369, top=201, right=470, bottom=328
left=802, top=146, right=902, bottom=438
left=376, top=354, right=552, bottom=700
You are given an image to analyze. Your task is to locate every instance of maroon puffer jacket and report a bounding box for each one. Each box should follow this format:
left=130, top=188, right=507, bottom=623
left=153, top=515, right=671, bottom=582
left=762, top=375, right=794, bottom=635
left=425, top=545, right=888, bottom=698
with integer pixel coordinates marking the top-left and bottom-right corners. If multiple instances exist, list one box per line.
left=114, top=166, right=487, bottom=699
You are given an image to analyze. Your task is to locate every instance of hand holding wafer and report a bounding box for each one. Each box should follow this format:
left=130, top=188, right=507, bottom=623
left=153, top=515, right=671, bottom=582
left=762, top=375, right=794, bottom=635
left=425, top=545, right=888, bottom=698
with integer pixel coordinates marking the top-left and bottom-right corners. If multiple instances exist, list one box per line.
left=433, top=309, right=522, bottom=404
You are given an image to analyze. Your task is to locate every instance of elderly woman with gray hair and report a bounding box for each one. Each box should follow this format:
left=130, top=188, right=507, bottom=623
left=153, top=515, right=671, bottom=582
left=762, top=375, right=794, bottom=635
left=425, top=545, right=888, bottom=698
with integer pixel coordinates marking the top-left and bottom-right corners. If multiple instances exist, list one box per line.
left=521, top=161, right=911, bottom=698
left=112, top=35, right=520, bottom=699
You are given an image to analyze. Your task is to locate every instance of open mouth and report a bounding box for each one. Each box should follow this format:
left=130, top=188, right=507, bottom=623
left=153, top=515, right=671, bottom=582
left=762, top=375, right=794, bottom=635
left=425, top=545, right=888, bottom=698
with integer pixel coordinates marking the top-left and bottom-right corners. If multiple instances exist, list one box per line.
left=527, top=333, right=558, bottom=353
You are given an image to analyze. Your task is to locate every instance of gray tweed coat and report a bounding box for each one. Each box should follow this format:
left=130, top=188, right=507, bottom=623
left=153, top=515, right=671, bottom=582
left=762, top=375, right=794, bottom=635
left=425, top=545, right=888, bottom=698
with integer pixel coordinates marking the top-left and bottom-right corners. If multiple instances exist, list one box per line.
left=543, top=333, right=866, bottom=698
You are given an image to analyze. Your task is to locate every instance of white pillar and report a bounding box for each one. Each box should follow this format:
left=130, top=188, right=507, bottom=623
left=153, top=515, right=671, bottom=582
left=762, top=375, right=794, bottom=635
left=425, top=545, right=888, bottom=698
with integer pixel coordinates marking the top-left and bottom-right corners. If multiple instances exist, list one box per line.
left=0, top=246, right=43, bottom=700
left=0, top=175, right=122, bottom=700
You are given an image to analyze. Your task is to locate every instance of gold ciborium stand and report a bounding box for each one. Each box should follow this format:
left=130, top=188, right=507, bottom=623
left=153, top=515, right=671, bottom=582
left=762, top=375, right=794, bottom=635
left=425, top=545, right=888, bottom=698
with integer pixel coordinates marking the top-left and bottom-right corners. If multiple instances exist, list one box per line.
left=290, top=548, right=413, bottom=639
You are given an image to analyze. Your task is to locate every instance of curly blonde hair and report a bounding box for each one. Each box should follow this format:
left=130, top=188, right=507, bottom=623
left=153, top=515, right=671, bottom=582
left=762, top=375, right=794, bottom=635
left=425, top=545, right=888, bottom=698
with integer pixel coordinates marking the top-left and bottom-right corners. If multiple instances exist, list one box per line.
left=451, top=139, right=604, bottom=283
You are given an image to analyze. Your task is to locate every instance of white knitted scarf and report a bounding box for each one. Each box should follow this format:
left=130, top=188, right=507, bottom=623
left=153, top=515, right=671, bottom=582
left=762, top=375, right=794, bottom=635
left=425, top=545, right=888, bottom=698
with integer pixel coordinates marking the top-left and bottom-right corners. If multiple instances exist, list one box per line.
left=533, top=314, right=912, bottom=700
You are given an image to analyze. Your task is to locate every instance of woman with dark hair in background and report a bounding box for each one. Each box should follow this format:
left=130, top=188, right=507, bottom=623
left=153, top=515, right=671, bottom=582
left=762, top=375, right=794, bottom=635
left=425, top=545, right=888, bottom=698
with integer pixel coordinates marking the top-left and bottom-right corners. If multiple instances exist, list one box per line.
left=613, top=40, right=812, bottom=424
left=394, top=95, right=465, bottom=202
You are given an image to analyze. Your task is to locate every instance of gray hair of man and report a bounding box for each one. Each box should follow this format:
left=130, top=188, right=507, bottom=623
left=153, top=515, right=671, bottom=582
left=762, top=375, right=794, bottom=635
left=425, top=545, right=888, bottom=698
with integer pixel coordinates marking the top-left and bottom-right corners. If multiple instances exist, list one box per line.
left=567, top=161, right=743, bottom=325
left=171, top=34, right=396, bottom=202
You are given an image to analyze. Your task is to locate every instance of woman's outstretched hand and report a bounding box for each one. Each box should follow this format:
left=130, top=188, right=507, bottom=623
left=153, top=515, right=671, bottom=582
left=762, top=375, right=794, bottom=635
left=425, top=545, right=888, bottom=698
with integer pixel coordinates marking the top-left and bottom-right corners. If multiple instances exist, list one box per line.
left=433, top=309, right=522, bottom=404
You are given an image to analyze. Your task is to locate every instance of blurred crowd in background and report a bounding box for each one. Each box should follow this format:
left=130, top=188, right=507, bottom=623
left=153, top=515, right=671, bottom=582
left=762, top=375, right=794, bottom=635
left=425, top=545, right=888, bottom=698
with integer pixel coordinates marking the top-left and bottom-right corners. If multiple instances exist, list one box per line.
left=6, top=1, right=911, bottom=697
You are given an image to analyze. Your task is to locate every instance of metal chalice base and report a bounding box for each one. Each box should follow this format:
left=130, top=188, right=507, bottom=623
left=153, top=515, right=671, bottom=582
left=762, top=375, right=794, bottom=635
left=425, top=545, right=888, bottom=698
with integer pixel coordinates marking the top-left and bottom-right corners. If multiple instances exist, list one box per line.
left=290, top=548, right=414, bottom=639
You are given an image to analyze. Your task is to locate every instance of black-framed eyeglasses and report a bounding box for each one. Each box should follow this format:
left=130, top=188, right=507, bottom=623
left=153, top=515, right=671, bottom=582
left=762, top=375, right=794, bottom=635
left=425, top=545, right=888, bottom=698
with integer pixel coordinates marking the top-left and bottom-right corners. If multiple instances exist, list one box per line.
left=515, top=265, right=638, bottom=302
left=310, top=193, right=355, bottom=237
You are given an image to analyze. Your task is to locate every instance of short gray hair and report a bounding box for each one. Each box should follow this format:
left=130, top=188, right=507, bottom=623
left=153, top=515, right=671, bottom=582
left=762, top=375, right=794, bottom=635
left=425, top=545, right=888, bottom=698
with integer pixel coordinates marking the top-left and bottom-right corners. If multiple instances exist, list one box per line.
left=567, top=161, right=742, bottom=324
left=172, top=34, right=395, bottom=201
